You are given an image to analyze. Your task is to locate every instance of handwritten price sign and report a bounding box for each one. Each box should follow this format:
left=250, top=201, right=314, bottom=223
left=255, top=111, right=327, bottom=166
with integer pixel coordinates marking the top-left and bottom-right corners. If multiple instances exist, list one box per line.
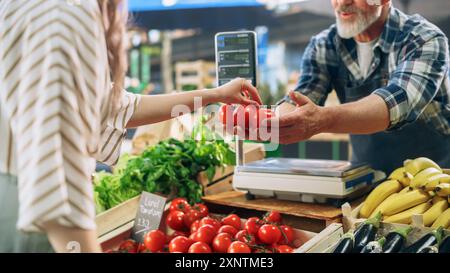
left=131, top=192, right=167, bottom=243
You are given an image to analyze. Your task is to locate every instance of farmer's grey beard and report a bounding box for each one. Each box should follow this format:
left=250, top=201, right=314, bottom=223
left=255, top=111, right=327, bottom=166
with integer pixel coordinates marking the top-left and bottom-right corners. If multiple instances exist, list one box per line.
left=336, top=6, right=382, bottom=39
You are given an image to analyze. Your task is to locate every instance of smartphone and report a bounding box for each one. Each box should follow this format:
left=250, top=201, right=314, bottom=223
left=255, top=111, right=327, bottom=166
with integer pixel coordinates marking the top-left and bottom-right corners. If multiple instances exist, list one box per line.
left=215, top=31, right=258, bottom=87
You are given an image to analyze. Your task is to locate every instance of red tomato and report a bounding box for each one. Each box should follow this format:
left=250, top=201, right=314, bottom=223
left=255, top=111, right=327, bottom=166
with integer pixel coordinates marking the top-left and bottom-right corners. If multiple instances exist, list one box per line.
left=183, top=209, right=201, bottom=228
left=212, top=233, right=233, bottom=253
left=221, top=214, right=241, bottom=230
left=218, top=225, right=238, bottom=237
left=169, top=236, right=192, bottom=253
left=244, top=217, right=262, bottom=235
left=169, top=198, right=191, bottom=213
left=166, top=211, right=186, bottom=231
left=199, top=217, right=221, bottom=233
left=190, top=220, right=201, bottom=234
left=227, top=241, right=251, bottom=253
left=193, top=224, right=216, bottom=244
left=235, top=230, right=256, bottom=245
left=218, top=104, right=234, bottom=128
left=278, top=225, right=294, bottom=245
left=258, top=108, right=275, bottom=127
left=188, top=242, right=212, bottom=253
left=118, top=239, right=138, bottom=253
left=257, top=224, right=282, bottom=245
left=191, top=203, right=209, bottom=218
left=277, top=245, right=294, bottom=253
left=233, top=105, right=245, bottom=126
left=264, top=211, right=282, bottom=223
left=166, top=231, right=188, bottom=244
left=189, top=232, right=197, bottom=241
left=143, top=230, right=166, bottom=252
left=137, top=243, right=147, bottom=253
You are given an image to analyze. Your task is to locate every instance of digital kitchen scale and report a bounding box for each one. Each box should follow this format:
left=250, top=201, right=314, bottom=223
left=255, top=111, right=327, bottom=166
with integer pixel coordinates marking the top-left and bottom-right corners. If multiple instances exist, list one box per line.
left=232, top=158, right=383, bottom=206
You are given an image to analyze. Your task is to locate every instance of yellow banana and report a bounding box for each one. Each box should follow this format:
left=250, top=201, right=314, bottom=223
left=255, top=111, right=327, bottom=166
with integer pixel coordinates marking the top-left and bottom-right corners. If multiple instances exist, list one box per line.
left=404, top=157, right=442, bottom=176
left=369, top=193, right=399, bottom=218
left=399, top=186, right=413, bottom=195
left=388, top=167, right=413, bottom=187
left=410, top=167, right=442, bottom=188
left=384, top=202, right=432, bottom=224
left=421, top=173, right=450, bottom=191
left=359, top=180, right=403, bottom=218
left=382, top=189, right=431, bottom=216
left=431, top=207, right=450, bottom=229
left=435, top=183, right=450, bottom=197
left=423, top=197, right=449, bottom=226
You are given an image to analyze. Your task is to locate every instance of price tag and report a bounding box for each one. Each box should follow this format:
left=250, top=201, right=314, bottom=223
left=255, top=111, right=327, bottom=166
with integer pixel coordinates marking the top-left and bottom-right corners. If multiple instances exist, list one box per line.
left=131, top=191, right=167, bottom=243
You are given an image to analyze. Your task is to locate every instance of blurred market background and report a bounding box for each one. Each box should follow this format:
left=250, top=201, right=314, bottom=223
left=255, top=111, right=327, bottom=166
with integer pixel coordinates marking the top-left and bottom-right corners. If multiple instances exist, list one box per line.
left=123, top=0, right=450, bottom=161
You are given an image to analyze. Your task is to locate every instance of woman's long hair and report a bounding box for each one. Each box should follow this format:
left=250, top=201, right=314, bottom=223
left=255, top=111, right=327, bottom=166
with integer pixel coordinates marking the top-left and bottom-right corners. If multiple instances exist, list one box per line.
left=97, top=0, right=128, bottom=110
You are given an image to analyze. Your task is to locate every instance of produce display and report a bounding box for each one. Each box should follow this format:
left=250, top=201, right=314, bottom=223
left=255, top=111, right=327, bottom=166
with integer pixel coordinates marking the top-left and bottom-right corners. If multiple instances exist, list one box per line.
left=93, top=121, right=235, bottom=213
left=106, top=199, right=298, bottom=253
left=332, top=213, right=449, bottom=253
left=359, top=157, right=450, bottom=228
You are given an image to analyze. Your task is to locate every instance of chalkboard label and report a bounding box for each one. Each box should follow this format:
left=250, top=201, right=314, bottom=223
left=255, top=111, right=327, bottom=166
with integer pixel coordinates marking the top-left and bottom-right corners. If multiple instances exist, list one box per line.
left=131, top=191, right=167, bottom=243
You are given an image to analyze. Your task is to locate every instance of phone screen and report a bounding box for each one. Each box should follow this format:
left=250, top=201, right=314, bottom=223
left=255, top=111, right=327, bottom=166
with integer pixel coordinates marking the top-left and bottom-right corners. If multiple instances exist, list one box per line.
left=215, top=31, right=257, bottom=87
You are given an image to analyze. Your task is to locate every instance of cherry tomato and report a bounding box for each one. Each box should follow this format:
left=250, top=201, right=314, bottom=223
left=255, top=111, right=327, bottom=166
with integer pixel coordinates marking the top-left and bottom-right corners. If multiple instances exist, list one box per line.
left=277, top=245, right=294, bottom=253
left=188, top=242, right=212, bottom=253
left=264, top=211, right=282, bottom=223
left=227, top=241, right=251, bottom=253
left=143, top=230, right=166, bottom=252
left=233, top=105, right=259, bottom=130
left=169, top=198, right=191, bottom=213
left=199, top=217, right=221, bottom=233
left=118, top=239, right=138, bottom=253
left=212, top=233, right=233, bottom=253
left=218, top=104, right=235, bottom=128
left=218, top=225, right=239, bottom=237
left=278, top=225, right=294, bottom=245
left=235, top=230, right=257, bottom=245
left=183, top=209, right=202, bottom=228
left=169, top=236, right=192, bottom=253
left=233, top=105, right=245, bottom=126
left=191, top=203, right=209, bottom=218
left=190, top=220, right=201, bottom=234
left=193, top=224, right=216, bottom=245
left=189, top=232, right=197, bottom=241
left=166, top=211, right=186, bottom=231
left=221, top=214, right=241, bottom=230
left=244, top=217, right=262, bottom=235
left=257, top=224, right=282, bottom=245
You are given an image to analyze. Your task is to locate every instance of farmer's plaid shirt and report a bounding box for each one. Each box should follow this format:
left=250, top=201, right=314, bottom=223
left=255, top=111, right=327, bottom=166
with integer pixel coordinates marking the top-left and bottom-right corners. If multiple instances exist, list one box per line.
left=286, top=7, right=450, bottom=134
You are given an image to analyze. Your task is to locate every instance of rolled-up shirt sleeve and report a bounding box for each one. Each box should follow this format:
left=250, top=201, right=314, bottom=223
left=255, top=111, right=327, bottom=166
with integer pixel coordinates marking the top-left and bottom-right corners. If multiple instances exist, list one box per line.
left=97, top=91, right=141, bottom=166
left=372, top=34, right=449, bottom=130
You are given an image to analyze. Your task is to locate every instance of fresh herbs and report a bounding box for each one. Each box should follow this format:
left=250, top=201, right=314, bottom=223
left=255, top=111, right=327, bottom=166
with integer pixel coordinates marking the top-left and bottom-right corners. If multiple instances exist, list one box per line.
left=94, top=117, right=235, bottom=213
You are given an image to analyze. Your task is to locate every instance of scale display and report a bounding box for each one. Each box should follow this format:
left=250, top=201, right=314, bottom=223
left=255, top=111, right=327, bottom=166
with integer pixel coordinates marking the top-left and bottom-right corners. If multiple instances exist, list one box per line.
left=215, top=31, right=257, bottom=87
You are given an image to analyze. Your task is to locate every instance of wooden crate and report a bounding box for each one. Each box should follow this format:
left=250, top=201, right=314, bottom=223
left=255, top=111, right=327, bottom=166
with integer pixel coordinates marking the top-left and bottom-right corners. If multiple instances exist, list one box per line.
left=175, top=60, right=216, bottom=91
left=99, top=207, right=343, bottom=253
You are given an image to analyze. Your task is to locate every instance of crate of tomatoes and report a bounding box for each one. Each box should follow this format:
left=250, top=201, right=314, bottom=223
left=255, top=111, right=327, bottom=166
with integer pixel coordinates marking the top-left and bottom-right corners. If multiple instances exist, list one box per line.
left=102, top=197, right=343, bottom=253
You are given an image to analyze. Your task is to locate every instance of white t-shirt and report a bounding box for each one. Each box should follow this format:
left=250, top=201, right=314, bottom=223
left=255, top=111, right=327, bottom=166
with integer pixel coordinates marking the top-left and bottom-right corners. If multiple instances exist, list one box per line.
left=356, top=39, right=377, bottom=79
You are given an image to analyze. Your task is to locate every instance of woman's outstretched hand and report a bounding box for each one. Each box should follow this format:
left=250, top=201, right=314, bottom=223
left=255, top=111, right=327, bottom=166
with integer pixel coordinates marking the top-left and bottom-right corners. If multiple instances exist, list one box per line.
left=215, top=78, right=262, bottom=106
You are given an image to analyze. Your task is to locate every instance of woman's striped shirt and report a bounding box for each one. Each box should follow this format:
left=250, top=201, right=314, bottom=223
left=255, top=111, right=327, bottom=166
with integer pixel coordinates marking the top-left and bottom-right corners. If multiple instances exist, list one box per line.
left=0, top=0, right=140, bottom=233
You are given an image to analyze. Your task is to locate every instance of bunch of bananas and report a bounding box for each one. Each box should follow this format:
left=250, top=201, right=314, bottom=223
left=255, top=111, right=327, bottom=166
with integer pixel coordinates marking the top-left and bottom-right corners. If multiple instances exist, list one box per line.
left=359, top=157, right=450, bottom=229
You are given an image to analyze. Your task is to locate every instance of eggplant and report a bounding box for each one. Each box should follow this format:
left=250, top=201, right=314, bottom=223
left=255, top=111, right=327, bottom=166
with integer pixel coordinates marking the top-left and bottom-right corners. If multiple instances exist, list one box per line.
left=438, top=236, right=450, bottom=253
left=401, top=227, right=444, bottom=253
left=333, top=232, right=354, bottom=253
left=418, top=245, right=439, bottom=253
left=352, top=212, right=382, bottom=253
left=382, top=226, right=413, bottom=253
left=360, top=237, right=386, bottom=253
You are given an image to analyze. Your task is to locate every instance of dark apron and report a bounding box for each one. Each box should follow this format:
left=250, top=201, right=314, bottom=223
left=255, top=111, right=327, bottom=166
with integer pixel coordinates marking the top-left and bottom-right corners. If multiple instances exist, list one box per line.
left=333, top=48, right=450, bottom=174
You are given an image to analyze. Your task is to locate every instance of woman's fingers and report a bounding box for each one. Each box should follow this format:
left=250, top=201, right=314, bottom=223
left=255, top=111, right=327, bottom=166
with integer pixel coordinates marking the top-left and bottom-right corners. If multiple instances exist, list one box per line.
left=242, top=79, right=262, bottom=105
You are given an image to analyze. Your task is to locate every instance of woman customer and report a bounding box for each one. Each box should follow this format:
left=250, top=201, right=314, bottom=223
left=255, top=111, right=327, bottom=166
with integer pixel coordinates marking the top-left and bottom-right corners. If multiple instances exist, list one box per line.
left=0, top=0, right=261, bottom=253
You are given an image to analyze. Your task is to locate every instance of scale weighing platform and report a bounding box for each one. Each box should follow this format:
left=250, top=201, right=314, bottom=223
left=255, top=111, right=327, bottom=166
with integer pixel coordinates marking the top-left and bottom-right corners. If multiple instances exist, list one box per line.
left=232, top=157, right=383, bottom=207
